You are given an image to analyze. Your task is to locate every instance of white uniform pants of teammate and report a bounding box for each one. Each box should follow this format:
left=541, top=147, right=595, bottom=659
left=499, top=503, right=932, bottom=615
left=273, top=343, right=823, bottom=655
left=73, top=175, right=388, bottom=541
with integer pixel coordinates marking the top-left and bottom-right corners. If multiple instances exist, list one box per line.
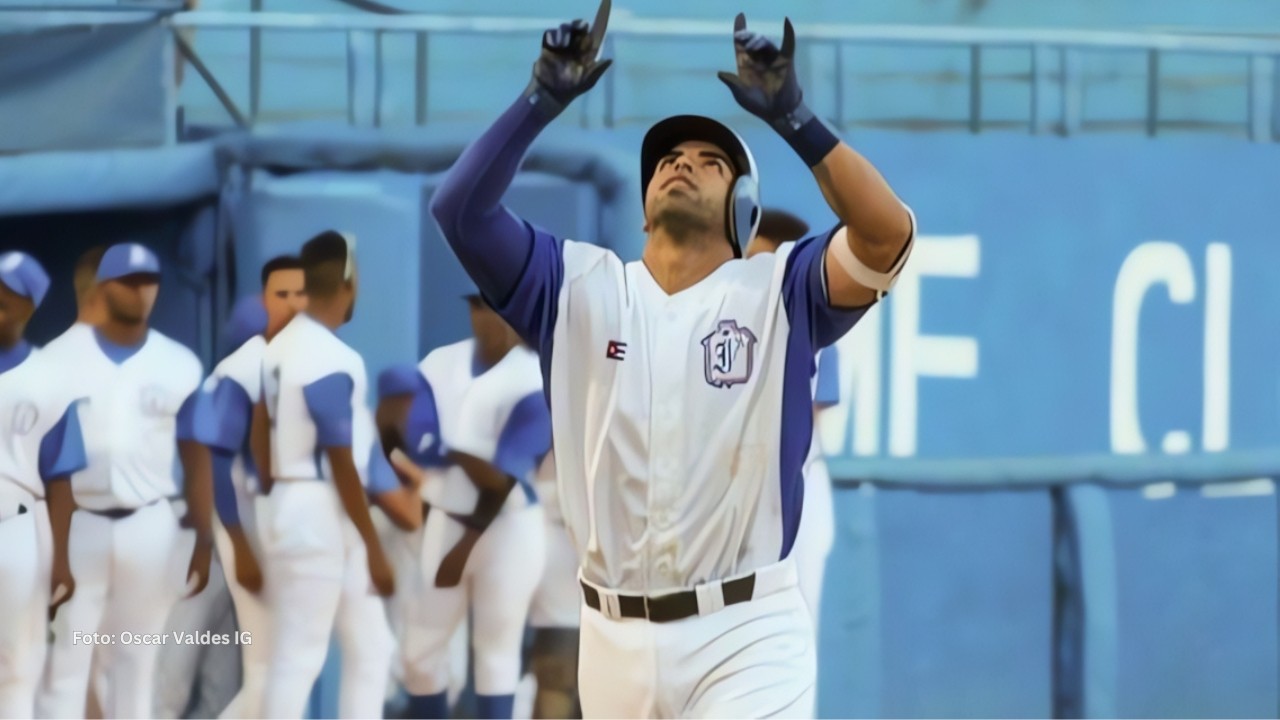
left=0, top=486, right=51, bottom=719
left=210, top=504, right=272, bottom=720
left=38, top=500, right=190, bottom=719
left=399, top=503, right=546, bottom=697
left=792, top=455, right=836, bottom=624
left=578, top=559, right=816, bottom=719
left=258, top=481, right=393, bottom=719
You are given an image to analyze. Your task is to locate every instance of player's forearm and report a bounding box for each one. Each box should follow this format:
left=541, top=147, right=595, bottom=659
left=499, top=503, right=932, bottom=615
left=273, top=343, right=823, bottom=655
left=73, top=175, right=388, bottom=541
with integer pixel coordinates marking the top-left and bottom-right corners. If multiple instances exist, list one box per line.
left=449, top=451, right=516, bottom=495
left=327, top=448, right=382, bottom=544
left=46, top=479, right=74, bottom=568
left=179, top=440, right=214, bottom=540
left=811, top=141, right=912, bottom=267
left=250, top=399, right=273, bottom=495
left=428, top=94, right=549, bottom=305
left=372, top=487, right=423, bottom=531
left=210, top=448, right=242, bottom=528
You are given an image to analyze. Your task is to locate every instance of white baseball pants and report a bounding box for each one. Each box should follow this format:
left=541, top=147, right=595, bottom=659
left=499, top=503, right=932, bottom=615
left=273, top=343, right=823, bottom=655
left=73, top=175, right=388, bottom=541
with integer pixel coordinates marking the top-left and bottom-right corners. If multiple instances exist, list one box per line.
left=0, top=489, right=50, bottom=719
left=577, top=559, right=816, bottom=719
left=38, top=500, right=188, bottom=719
left=258, top=481, right=392, bottom=719
left=399, top=503, right=546, bottom=697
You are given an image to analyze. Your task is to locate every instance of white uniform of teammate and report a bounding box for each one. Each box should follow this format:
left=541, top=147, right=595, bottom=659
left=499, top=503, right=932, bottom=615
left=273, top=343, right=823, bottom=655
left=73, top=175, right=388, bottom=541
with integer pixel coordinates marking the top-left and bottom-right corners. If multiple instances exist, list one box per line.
left=259, top=313, right=393, bottom=719
left=528, top=452, right=580, bottom=631
left=397, top=339, right=549, bottom=718
left=195, top=328, right=272, bottom=719
left=791, top=346, right=840, bottom=624
left=36, top=320, right=204, bottom=719
left=0, top=254, right=87, bottom=719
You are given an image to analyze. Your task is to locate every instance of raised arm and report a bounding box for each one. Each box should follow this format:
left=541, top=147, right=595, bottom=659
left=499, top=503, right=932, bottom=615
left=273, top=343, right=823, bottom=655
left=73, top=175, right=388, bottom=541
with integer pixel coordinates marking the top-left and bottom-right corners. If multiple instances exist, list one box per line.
left=719, top=15, right=913, bottom=309
left=428, top=0, right=612, bottom=308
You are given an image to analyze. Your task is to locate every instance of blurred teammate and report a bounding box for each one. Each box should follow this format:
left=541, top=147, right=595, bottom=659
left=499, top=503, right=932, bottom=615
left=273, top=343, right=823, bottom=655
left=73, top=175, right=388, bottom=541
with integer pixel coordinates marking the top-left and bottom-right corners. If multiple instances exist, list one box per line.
left=746, top=210, right=840, bottom=623
left=0, top=252, right=87, bottom=719
left=257, top=231, right=400, bottom=719
left=38, top=243, right=212, bottom=719
left=383, top=292, right=551, bottom=720
left=193, top=255, right=307, bottom=719
left=431, top=2, right=913, bottom=716
left=522, top=451, right=581, bottom=719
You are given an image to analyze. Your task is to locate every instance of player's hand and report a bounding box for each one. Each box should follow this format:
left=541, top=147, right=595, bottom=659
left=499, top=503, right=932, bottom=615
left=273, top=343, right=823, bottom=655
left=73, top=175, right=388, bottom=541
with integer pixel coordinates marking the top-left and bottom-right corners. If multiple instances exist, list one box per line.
left=366, top=545, right=395, bottom=597
left=389, top=448, right=426, bottom=491
left=232, top=537, right=264, bottom=594
left=717, top=14, right=814, bottom=135
left=49, top=560, right=76, bottom=620
left=185, top=537, right=213, bottom=597
left=526, top=0, right=613, bottom=115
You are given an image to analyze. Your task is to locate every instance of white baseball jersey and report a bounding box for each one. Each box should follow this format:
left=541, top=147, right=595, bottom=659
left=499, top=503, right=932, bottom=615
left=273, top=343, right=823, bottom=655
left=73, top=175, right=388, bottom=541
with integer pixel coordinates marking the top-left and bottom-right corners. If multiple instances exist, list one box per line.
left=262, top=314, right=368, bottom=483
left=40, top=324, right=203, bottom=511
left=492, top=224, right=898, bottom=593
left=416, top=339, right=548, bottom=514
left=0, top=345, right=88, bottom=500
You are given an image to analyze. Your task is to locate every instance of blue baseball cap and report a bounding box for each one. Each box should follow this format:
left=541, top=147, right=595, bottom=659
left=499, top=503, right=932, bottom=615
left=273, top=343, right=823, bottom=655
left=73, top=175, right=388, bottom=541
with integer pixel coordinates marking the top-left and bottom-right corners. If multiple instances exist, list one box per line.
left=224, top=296, right=268, bottom=350
left=377, top=363, right=426, bottom=400
left=0, top=251, right=51, bottom=308
left=97, top=243, right=161, bottom=282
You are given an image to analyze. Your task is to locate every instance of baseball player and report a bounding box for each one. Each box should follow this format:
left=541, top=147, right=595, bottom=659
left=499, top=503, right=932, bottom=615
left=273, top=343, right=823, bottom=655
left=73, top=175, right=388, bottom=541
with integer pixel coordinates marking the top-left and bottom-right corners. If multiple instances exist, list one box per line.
left=193, top=254, right=307, bottom=719
left=37, top=243, right=212, bottom=719
left=256, top=230, right=401, bottom=719
left=380, top=291, right=552, bottom=720
left=746, top=210, right=841, bottom=624
left=429, top=2, right=914, bottom=716
left=0, top=252, right=88, bottom=720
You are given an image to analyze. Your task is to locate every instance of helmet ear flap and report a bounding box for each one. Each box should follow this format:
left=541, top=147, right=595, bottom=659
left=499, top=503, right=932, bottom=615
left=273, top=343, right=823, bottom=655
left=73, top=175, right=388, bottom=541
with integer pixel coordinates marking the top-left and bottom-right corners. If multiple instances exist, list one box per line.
left=728, top=173, right=761, bottom=257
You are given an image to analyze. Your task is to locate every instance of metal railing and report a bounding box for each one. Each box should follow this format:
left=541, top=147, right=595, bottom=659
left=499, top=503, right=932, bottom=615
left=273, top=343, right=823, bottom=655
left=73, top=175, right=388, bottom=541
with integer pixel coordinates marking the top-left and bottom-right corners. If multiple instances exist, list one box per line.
left=7, top=8, right=1279, bottom=140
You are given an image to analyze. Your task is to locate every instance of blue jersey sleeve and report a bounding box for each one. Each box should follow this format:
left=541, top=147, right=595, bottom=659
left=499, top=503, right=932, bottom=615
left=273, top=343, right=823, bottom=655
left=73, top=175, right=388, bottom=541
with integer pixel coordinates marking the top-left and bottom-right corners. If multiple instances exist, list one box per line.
left=194, top=378, right=253, bottom=453
left=365, top=444, right=400, bottom=497
left=782, top=228, right=872, bottom=350
left=405, top=379, right=447, bottom=467
left=491, top=391, right=552, bottom=482
left=176, top=391, right=200, bottom=442
left=814, top=345, right=840, bottom=406
left=303, top=372, right=355, bottom=448
left=39, top=400, right=87, bottom=482
left=211, top=448, right=241, bottom=527
left=490, top=225, right=565, bottom=359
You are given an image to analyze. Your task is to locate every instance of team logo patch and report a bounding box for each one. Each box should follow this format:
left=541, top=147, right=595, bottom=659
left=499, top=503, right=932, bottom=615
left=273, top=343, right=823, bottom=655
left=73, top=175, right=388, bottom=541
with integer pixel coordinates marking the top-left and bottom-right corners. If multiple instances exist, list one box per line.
left=701, top=320, right=757, bottom=389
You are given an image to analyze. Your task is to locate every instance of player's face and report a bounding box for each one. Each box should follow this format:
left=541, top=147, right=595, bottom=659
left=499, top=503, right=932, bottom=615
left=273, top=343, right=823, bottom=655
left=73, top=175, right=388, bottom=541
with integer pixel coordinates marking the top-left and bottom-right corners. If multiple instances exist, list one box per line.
left=644, top=140, right=734, bottom=238
left=0, top=281, right=35, bottom=347
left=469, top=297, right=519, bottom=364
left=745, top=234, right=783, bottom=258
left=101, top=275, right=159, bottom=325
left=262, top=268, right=307, bottom=336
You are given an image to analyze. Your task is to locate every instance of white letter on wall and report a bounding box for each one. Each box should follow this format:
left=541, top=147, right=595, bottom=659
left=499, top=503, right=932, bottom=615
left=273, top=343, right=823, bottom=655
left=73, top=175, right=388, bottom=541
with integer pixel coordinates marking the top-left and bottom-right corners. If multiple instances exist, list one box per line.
left=1202, top=243, right=1231, bottom=452
left=889, top=235, right=981, bottom=457
left=1109, top=242, right=1196, bottom=454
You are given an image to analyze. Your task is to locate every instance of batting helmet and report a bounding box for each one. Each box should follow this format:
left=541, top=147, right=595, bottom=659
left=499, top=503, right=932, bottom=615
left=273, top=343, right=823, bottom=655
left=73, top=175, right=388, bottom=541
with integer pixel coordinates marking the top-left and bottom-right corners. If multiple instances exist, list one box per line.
left=640, top=115, right=761, bottom=257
